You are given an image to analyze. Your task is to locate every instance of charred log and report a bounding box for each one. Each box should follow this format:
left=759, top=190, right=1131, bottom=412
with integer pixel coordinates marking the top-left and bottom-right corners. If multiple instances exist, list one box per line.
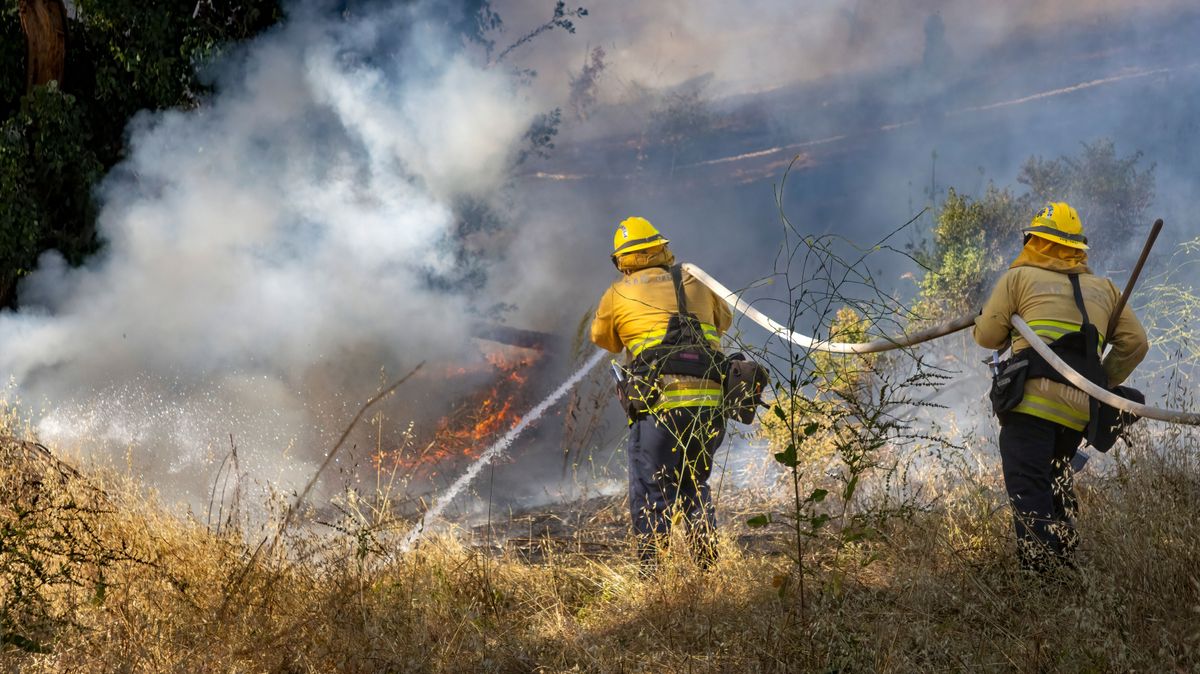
left=471, top=323, right=563, bottom=352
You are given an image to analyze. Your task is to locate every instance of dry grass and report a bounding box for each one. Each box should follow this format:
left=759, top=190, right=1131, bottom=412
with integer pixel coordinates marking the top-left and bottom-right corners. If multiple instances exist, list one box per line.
left=2, top=426, right=1199, bottom=673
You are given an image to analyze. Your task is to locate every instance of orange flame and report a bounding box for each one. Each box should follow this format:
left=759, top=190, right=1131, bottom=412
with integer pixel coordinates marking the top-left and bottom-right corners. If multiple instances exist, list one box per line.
left=376, top=346, right=541, bottom=475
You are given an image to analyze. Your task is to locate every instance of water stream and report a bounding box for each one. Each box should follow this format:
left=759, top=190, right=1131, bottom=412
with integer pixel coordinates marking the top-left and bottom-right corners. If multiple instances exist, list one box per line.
left=400, top=349, right=608, bottom=551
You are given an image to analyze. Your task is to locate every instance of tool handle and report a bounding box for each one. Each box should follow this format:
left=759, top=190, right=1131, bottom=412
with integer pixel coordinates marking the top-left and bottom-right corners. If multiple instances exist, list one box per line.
left=1105, top=218, right=1162, bottom=339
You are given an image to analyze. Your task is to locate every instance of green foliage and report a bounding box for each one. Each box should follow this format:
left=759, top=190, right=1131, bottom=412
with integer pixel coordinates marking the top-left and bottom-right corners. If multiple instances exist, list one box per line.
left=0, top=1, right=578, bottom=308
left=760, top=308, right=876, bottom=473
left=915, top=185, right=1026, bottom=319
left=76, top=0, right=283, bottom=101
left=753, top=300, right=939, bottom=595
left=0, top=134, right=41, bottom=284
left=0, top=0, right=285, bottom=307
left=70, top=0, right=285, bottom=165
left=12, top=85, right=103, bottom=261
left=735, top=210, right=957, bottom=609
left=0, top=7, right=24, bottom=118
left=0, top=84, right=103, bottom=302
left=914, top=139, right=1156, bottom=321
left=1019, top=138, right=1155, bottom=254
left=812, top=307, right=876, bottom=396
left=760, top=395, right=834, bottom=467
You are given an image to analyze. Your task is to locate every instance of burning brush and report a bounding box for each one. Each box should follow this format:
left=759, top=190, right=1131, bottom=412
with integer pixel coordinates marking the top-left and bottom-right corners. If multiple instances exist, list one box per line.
left=374, top=324, right=562, bottom=480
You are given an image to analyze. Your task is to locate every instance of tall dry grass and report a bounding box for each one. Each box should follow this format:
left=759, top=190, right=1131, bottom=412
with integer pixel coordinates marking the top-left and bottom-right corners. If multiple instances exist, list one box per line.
left=2, top=417, right=1198, bottom=673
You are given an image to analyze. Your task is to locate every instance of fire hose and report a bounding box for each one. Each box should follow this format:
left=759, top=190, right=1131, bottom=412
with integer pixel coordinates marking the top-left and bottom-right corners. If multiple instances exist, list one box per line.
left=684, top=256, right=1200, bottom=425
left=1010, top=315, right=1200, bottom=424
left=405, top=231, right=1188, bottom=549
left=682, top=263, right=977, bottom=354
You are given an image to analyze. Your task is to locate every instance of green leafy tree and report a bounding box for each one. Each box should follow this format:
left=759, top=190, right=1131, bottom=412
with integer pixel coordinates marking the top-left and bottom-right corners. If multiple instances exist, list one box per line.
left=0, top=84, right=103, bottom=299
left=914, top=185, right=1027, bottom=319
left=1, top=0, right=580, bottom=308
left=1019, top=139, right=1155, bottom=270
left=0, top=0, right=285, bottom=307
left=914, top=139, right=1155, bottom=320
left=1, top=6, right=27, bottom=117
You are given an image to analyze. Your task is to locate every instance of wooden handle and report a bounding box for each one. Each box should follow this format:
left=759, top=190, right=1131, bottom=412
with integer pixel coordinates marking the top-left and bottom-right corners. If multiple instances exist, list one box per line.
left=1106, top=218, right=1163, bottom=339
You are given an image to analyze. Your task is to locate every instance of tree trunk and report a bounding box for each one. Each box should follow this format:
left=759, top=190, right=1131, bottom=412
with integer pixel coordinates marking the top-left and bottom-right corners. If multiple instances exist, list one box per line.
left=18, top=0, right=68, bottom=92
left=0, top=278, right=16, bottom=311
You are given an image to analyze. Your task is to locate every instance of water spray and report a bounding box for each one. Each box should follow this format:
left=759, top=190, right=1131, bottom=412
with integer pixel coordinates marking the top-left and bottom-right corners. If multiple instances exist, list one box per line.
left=399, top=348, right=607, bottom=551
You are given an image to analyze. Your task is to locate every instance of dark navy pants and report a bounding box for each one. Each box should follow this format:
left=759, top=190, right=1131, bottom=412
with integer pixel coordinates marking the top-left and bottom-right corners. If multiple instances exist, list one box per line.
left=627, top=406, right=725, bottom=563
left=998, top=413, right=1083, bottom=570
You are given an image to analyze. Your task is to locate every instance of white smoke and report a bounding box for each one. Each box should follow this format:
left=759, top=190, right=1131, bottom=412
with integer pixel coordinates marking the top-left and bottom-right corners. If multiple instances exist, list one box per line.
left=497, top=0, right=1193, bottom=101
left=0, top=3, right=545, bottom=503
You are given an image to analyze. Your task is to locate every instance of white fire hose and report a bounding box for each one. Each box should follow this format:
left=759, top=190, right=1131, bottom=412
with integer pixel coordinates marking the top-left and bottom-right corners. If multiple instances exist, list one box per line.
left=682, top=263, right=977, bottom=353
left=684, top=263, right=1200, bottom=425
left=1011, top=315, right=1200, bottom=425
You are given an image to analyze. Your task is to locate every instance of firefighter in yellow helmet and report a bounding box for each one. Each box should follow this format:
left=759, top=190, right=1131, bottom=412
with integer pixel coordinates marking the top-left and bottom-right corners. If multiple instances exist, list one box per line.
left=974, top=202, right=1148, bottom=571
left=591, top=217, right=732, bottom=567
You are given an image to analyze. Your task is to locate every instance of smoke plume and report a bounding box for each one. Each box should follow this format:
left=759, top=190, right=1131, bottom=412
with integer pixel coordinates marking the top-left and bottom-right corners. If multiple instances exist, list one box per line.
left=1, top=2, right=545, bottom=504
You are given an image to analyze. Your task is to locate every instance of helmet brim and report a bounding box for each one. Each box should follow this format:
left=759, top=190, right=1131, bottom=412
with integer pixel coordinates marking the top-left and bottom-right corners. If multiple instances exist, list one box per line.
left=612, top=236, right=669, bottom=258
left=1023, top=229, right=1089, bottom=250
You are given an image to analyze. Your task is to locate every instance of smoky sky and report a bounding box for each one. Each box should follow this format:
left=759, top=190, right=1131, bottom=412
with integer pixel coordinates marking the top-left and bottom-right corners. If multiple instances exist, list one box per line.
left=496, top=0, right=1200, bottom=341
left=496, top=0, right=1192, bottom=99
left=484, top=0, right=1200, bottom=502
left=2, top=0, right=1198, bottom=513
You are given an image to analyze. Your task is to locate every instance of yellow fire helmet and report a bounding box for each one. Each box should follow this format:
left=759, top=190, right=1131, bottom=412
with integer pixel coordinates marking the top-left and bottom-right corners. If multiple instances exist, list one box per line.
left=1024, top=202, right=1088, bottom=249
left=611, top=216, right=669, bottom=258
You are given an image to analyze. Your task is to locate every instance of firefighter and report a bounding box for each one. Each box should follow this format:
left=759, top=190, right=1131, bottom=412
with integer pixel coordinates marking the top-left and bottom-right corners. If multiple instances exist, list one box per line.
left=590, top=216, right=733, bottom=566
left=974, top=202, right=1148, bottom=571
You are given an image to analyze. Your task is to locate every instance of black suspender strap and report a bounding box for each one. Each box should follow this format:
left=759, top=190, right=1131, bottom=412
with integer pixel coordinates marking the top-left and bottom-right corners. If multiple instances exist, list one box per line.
left=1068, top=273, right=1091, bottom=329
left=670, top=264, right=689, bottom=315
left=1068, top=273, right=1104, bottom=443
